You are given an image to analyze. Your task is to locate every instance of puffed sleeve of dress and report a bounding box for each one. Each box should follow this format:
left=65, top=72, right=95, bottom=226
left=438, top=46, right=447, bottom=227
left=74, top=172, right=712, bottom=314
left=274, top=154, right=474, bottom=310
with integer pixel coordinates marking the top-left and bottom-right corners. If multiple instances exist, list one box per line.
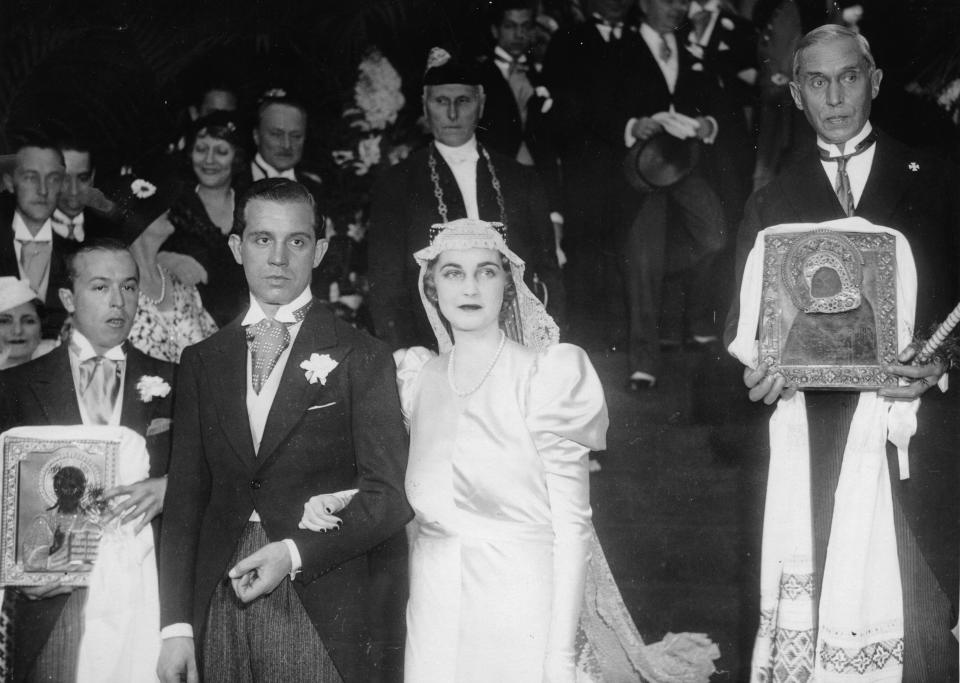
left=393, top=346, right=435, bottom=429
left=525, top=343, right=609, bottom=679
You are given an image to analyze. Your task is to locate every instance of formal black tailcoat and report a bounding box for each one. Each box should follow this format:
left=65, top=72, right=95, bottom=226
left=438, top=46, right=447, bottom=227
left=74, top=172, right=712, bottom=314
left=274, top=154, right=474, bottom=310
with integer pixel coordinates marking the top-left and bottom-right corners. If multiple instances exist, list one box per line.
left=0, top=344, right=175, bottom=681
left=475, top=54, right=562, bottom=211
left=367, top=144, right=562, bottom=350
left=158, top=302, right=411, bottom=683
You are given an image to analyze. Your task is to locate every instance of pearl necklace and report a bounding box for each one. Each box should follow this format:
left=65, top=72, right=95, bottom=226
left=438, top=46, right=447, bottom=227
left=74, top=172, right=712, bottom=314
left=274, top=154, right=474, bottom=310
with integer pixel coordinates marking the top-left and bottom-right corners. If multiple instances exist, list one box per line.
left=141, top=263, right=167, bottom=305
left=448, top=331, right=506, bottom=397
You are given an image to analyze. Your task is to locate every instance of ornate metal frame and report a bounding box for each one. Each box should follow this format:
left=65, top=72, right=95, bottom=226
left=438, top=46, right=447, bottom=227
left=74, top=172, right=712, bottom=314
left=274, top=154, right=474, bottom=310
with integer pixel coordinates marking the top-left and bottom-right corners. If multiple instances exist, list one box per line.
left=760, top=230, right=899, bottom=389
left=1, top=436, right=118, bottom=586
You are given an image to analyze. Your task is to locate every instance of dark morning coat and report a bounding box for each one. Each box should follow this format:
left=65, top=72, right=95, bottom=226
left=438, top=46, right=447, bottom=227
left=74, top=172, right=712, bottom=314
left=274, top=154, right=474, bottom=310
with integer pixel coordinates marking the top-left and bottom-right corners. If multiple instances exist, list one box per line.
left=724, top=129, right=960, bottom=624
left=157, top=301, right=411, bottom=683
left=366, top=144, right=563, bottom=350
left=0, top=344, right=175, bottom=681
left=475, top=54, right=562, bottom=211
left=0, top=194, right=72, bottom=339
left=543, top=22, right=722, bottom=241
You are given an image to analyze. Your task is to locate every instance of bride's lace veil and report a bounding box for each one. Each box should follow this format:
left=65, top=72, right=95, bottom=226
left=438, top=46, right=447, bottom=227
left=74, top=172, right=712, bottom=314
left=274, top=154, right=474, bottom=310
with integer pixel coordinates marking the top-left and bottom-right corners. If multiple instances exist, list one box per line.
left=413, top=218, right=559, bottom=353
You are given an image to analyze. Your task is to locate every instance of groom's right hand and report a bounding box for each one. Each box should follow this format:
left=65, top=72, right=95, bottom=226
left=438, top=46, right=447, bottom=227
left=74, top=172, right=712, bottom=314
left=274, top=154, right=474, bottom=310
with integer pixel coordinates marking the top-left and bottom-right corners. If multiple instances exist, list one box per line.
left=157, top=637, right=198, bottom=683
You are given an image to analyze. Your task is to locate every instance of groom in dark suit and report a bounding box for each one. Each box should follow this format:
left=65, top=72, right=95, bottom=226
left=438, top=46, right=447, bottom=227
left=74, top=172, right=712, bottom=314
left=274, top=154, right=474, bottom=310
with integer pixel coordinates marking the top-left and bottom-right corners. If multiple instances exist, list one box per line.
left=156, top=178, right=410, bottom=683
left=727, top=25, right=959, bottom=680
left=0, top=239, right=174, bottom=682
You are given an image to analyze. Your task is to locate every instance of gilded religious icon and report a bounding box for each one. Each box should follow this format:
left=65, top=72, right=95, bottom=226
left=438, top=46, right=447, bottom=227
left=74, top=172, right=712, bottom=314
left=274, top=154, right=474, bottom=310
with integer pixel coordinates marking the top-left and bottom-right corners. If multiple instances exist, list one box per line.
left=760, top=229, right=899, bottom=389
left=1, top=436, right=118, bottom=586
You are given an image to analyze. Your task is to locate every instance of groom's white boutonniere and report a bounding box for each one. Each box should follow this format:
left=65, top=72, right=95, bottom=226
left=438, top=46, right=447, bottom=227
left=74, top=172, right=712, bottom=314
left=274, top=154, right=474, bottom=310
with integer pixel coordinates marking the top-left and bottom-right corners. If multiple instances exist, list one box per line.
left=137, top=375, right=171, bottom=403
left=301, top=353, right=339, bottom=385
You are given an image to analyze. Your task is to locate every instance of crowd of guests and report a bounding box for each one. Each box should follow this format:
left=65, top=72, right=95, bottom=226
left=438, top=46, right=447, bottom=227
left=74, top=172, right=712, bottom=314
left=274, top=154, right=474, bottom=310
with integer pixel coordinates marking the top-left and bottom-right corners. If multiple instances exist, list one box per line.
left=0, top=0, right=957, bottom=681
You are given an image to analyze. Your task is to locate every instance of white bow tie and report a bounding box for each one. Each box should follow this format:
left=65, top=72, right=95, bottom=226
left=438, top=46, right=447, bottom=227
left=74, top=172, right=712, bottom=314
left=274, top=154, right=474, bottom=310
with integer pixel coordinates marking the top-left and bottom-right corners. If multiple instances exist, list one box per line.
left=52, top=210, right=85, bottom=241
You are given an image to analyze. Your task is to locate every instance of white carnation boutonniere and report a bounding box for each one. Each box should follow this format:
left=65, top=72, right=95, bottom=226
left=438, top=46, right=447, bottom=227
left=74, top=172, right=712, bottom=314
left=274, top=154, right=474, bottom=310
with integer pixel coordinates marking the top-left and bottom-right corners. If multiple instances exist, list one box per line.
left=301, top=353, right=339, bottom=386
left=535, top=86, right=553, bottom=114
left=137, top=375, right=171, bottom=403
left=130, top=178, right=157, bottom=199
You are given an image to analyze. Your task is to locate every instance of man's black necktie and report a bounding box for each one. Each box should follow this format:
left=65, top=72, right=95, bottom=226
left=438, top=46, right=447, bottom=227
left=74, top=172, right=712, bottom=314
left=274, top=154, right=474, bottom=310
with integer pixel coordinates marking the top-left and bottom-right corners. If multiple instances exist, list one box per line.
left=817, top=130, right=878, bottom=217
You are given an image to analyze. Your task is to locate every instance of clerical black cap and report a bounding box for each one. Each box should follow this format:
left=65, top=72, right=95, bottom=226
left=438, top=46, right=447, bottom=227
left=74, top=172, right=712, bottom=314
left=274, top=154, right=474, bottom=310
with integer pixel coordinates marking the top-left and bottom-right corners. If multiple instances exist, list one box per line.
left=422, top=47, right=482, bottom=86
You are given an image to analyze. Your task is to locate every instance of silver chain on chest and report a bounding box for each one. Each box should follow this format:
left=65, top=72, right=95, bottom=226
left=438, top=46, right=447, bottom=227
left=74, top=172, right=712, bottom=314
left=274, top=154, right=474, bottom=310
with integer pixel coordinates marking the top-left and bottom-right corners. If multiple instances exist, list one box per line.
left=428, top=144, right=507, bottom=234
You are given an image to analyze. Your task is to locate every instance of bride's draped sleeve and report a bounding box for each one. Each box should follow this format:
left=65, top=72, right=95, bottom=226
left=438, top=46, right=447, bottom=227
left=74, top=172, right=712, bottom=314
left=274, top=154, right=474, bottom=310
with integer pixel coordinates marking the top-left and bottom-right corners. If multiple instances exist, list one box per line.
left=525, top=343, right=609, bottom=677
left=393, top=346, right=435, bottom=429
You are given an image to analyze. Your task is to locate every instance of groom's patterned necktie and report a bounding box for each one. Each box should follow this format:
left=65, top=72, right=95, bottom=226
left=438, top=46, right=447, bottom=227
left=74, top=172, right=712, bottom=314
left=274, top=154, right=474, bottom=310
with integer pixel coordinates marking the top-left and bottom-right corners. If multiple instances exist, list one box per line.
left=245, top=301, right=312, bottom=394
left=818, top=130, right=878, bottom=217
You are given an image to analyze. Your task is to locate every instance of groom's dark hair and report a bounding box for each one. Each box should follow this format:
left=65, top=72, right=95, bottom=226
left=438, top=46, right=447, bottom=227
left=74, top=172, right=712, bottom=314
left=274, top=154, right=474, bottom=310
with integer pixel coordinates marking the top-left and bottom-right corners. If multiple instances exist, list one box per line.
left=232, top=178, right=325, bottom=240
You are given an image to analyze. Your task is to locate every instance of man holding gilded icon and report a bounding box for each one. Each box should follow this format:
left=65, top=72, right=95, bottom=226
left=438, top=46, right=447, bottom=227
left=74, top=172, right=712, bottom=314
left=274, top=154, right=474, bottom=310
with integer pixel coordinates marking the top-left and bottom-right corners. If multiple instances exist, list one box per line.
left=726, top=24, right=959, bottom=682
left=0, top=237, right=175, bottom=682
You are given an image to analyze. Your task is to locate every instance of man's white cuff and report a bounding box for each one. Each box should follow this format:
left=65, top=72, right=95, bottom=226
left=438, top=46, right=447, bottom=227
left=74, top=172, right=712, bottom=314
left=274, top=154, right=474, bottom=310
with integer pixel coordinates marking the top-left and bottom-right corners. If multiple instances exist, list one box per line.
left=160, top=623, right=194, bottom=640
left=283, top=538, right=302, bottom=580
left=624, top=118, right=639, bottom=148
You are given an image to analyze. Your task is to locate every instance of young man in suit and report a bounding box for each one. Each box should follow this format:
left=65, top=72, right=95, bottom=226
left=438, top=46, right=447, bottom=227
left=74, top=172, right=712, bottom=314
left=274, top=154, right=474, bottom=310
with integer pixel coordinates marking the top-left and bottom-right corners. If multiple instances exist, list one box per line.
left=477, top=0, right=564, bottom=255
left=368, top=49, right=563, bottom=350
left=0, top=239, right=174, bottom=682
left=52, top=141, right=120, bottom=244
left=0, top=136, right=70, bottom=339
left=728, top=25, right=959, bottom=681
left=156, top=178, right=410, bottom=683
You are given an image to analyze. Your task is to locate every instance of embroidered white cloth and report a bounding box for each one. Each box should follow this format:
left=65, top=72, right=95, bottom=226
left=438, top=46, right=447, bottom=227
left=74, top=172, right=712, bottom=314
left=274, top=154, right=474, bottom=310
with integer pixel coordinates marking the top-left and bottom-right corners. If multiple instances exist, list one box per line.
left=729, top=217, right=915, bottom=682
left=0, top=425, right=160, bottom=682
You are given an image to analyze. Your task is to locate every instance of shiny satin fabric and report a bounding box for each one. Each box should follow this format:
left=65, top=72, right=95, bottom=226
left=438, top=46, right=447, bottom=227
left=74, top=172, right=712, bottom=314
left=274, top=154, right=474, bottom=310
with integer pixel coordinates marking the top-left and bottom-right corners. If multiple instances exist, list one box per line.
left=400, top=342, right=607, bottom=682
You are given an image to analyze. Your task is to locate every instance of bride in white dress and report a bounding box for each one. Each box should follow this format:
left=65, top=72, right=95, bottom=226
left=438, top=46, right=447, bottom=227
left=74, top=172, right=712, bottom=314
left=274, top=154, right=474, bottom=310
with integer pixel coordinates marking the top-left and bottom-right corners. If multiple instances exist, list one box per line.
left=301, top=219, right=719, bottom=682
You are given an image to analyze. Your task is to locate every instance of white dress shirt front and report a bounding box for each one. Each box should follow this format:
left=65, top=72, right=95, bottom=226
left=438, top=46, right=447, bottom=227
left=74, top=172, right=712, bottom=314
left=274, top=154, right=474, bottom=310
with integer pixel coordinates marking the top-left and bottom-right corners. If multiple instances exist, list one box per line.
left=68, top=329, right=126, bottom=426
left=817, top=122, right=876, bottom=209
left=434, top=137, right=481, bottom=220
left=12, top=213, right=54, bottom=300
left=251, top=152, right=297, bottom=181
left=640, top=23, right=679, bottom=94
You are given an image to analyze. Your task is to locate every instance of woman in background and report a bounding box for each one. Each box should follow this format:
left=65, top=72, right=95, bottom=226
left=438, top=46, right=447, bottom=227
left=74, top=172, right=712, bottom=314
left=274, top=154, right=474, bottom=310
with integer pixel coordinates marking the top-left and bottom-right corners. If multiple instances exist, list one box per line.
left=0, top=277, right=56, bottom=369
left=164, top=110, right=248, bottom=326
left=102, top=164, right=217, bottom=362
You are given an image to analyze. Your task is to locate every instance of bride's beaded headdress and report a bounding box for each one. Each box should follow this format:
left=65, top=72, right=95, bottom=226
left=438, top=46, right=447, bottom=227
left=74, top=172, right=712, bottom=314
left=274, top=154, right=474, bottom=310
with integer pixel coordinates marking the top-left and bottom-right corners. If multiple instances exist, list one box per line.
left=414, top=218, right=559, bottom=353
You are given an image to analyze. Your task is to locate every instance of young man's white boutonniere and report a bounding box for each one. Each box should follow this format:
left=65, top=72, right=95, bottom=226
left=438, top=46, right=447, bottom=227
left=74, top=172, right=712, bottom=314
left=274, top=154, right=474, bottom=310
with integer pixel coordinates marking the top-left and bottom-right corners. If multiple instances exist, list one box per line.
left=130, top=178, right=157, bottom=199
left=301, top=353, right=339, bottom=386
left=535, top=86, right=553, bottom=114
left=137, top=375, right=171, bottom=403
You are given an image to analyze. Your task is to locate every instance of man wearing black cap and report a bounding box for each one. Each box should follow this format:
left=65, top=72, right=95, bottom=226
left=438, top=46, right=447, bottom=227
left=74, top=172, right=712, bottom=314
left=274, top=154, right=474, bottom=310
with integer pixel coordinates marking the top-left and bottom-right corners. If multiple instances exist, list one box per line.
left=367, top=47, right=563, bottom=350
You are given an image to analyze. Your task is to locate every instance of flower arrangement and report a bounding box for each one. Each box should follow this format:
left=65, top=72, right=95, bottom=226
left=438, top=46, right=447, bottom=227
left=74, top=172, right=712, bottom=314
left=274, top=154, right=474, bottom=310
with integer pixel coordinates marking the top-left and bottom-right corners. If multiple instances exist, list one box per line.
left=331, top=48, right=423, bottom=181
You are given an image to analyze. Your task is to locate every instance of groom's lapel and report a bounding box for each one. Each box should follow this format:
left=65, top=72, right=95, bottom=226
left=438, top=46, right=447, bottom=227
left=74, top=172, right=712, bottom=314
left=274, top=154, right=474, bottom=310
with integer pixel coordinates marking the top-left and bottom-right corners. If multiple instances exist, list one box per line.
left=256, top=302, right=342, bottom=469
left=212, top=322, right=258, bottom=471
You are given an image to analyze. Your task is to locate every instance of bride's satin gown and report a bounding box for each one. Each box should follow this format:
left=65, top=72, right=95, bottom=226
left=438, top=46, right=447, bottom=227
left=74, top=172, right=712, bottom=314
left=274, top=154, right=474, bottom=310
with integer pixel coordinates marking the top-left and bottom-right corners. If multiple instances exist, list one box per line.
left=398, top=342, right=607, bottom=682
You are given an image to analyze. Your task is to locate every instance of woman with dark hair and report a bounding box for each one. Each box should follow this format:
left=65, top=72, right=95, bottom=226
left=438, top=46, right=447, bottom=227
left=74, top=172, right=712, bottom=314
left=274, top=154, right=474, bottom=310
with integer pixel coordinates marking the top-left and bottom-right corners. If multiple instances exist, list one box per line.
left=163, top=110, right=249, bottom=326
left=302, top=219, right=718, bottom=682
left=0, top=276, right=56, bottom=369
